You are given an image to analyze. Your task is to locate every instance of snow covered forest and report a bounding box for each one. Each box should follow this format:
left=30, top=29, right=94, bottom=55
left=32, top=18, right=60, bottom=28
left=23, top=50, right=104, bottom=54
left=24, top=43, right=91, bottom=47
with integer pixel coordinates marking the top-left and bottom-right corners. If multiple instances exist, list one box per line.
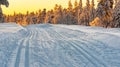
left=0, top=0, right=120, bottom=28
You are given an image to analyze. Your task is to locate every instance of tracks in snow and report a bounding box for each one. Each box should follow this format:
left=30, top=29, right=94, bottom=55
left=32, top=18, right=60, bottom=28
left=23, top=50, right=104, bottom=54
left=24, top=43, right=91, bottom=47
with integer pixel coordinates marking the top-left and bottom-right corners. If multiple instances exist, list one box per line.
left=14, top=30, right=32, bottom=67
left=4, top=24, right=120, bottom=67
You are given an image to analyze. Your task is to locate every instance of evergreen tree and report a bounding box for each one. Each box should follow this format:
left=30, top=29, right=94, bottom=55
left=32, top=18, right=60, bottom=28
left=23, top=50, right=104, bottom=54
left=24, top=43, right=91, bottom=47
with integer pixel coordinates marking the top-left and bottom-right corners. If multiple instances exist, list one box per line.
left=26, top=16, right=31, bottom=25
left=49, top=10, right=54, bottom=24
left=78, top=0, right=82, bottom=13
left=53, top=5, right=63, bottom=24
left=62, top=8, right=67, bottom=24
left=37, top=9, right=42, bottom=24
left=68, top=0, right=73, bottom=11
left=82, top=0, right=90, bottom=26
left=41, top=8, right=46, bottom=23
left=78, top=0, right=83, bottom=24
left=73, top=0, right=79, bottom=24
left=45, top=11, right=51, bottom=23
left=45, top=9, right=54, bottom=24
left=53, top=4, right=59, bottom=24
left=67, top=0, right=74, bottom=24
left=0, top=0, right=9, bottom=23
left=74, top=0, right=78, bottom=8
left=0, top=0, right=9, bottom=7
left=57, top=5, right=63, bottom=24
left=112, top=0, right=120, bottom=27
left=90, top=0, right=113, bottom=27
left=89, top=0, right=96, bottom=22
left=0, top=6, right=3, bottom=23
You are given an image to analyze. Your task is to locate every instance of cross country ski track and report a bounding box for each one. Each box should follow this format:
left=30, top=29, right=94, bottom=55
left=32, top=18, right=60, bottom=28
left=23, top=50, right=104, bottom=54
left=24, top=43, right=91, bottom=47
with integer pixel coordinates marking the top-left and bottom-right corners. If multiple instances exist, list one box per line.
left=0, top=24, right=120, bottom=67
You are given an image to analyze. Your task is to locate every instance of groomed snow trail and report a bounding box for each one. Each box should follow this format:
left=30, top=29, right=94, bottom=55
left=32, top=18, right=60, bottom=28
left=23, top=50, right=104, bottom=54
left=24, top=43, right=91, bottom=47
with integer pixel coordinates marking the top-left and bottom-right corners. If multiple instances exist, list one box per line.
left=0, top=23, right=120, bottom=67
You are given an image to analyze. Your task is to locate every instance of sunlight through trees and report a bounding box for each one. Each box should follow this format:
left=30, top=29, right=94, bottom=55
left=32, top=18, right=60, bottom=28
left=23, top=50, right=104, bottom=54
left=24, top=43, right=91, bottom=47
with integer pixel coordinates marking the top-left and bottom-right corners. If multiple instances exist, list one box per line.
left=2, top=0, right=120, bottom=28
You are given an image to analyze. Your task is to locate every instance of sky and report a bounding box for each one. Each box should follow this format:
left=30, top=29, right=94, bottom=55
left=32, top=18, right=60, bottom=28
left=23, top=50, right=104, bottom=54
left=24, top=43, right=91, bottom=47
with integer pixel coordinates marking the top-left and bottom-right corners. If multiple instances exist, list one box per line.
left=2, top=0, right=98, bottom=15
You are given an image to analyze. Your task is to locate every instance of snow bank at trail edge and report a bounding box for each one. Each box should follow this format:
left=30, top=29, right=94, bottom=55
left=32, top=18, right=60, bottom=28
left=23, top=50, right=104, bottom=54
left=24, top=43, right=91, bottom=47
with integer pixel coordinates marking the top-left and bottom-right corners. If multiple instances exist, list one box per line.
left=0, top=23, right=25, bottom=33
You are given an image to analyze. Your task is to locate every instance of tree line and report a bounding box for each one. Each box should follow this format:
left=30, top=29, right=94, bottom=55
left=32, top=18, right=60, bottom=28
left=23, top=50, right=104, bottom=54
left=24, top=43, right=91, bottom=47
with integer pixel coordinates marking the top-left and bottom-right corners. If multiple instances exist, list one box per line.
left=1, top=0, right=120, bottom=28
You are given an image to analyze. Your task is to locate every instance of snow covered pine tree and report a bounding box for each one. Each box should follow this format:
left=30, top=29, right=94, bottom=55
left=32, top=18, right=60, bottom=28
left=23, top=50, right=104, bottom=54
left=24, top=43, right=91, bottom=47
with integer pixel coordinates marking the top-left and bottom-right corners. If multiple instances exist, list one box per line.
left=0, top=0, right=9, bottom=23
left=90, top=0, right=113, bottom=28
left=78, top=0, right=83, bottom=25
left=112, top=0, right=120, bottom=28
left=89, top=0, right=96, bottom=22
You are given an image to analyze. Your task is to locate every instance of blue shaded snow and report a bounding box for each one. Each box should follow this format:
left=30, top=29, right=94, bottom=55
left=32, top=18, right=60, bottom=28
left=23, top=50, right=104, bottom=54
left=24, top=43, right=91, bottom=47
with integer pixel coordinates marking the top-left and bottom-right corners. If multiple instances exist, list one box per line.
left=0, top=23, right=120, bottom=67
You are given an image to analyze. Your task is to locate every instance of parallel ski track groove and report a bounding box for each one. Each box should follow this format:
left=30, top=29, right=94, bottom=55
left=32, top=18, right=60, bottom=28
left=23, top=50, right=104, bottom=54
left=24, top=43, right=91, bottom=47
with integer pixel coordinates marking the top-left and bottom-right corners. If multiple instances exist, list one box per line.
left=9, top=25, right=111, bottom=67
left=14, top=29, right=32, bottom=67
left=45, top=28, right=80, bottom=67
left=56, top=28, right=97, bottom=66
left=50, top=26, right=107, bottom=67
left=14, top=39, right=24, bottom=67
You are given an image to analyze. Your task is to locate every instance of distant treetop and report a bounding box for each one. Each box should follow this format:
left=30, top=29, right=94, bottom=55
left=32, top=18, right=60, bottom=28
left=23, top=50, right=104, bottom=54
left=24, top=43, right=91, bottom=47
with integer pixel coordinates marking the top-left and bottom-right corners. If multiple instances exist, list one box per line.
left=0, top=0, right=9, bottom=7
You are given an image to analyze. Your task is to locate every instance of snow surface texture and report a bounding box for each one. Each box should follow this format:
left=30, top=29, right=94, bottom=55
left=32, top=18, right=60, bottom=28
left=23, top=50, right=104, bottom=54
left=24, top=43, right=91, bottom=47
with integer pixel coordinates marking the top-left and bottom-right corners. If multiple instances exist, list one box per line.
left=0, top=23, right=25, bottom=33
left=0, top=23, right=120, bottom=67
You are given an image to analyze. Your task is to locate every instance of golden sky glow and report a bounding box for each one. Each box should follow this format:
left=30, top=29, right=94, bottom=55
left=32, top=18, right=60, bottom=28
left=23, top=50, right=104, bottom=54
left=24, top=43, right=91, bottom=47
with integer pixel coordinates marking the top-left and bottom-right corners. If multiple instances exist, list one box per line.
left=2, top=0, right=98, bottom=15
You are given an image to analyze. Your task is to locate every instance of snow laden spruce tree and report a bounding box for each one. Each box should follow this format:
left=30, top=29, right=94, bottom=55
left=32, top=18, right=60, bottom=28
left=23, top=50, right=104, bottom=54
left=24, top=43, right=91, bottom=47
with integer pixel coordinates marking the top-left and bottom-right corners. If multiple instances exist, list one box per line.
left=0, top=0, right=9, bottom=23
left=53, top=4, right=63, bottom=24
left=90, top=0, right=113, bottom=28
left=66, top=0, right=74, bottom=25
left=85, top=0, right=90, bottom=26
left=111, top=0, right=120, bottom=28
left=78, top=0, right=83, bottom=25
left=73, top=0, right=78, bottom=25
left=89, top=0, right=96, bottom=22
left=78, top=0, right=90, bottom=26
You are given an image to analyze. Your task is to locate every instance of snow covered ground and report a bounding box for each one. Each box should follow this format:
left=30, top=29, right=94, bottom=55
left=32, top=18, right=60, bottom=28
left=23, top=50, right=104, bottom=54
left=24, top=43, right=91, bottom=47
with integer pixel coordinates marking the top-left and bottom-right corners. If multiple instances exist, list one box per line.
left=0, top=23, right=120, bottom=67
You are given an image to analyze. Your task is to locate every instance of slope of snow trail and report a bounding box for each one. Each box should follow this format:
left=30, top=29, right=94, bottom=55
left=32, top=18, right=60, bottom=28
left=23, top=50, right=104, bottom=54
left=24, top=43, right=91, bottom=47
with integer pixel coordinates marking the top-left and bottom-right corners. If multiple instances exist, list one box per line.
left=0, top=23, right=120, bottom=67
